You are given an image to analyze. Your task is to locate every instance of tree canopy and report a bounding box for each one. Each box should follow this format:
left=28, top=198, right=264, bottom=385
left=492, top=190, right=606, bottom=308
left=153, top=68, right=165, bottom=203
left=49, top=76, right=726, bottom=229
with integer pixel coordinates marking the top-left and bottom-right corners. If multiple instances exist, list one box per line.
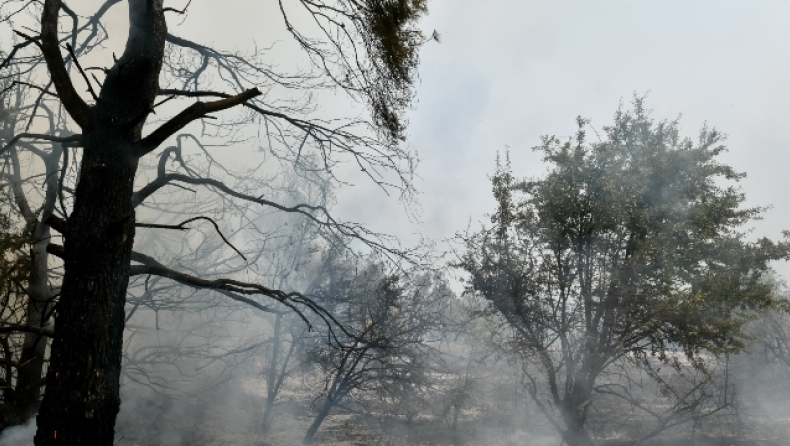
left=459, top=99, right=790, bottom=446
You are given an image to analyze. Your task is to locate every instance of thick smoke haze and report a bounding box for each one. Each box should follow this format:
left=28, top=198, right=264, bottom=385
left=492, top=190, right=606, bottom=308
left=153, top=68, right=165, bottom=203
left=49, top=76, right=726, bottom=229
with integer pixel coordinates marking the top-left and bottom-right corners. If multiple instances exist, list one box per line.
left=0, top=417, right=34, bottom=446
left=1, top=1, right=790, bottom=445
left=352, top=1, right=790, bottom=272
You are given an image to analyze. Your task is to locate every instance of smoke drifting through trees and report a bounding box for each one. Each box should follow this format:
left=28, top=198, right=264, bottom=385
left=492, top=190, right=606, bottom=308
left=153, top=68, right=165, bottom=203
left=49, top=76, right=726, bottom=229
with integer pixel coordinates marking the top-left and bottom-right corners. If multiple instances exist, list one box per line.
left=0, top=1, right=789, bottom=446
left=0, top=0, right=430, bottom=444
left=457, top=101, right=790, bottom=446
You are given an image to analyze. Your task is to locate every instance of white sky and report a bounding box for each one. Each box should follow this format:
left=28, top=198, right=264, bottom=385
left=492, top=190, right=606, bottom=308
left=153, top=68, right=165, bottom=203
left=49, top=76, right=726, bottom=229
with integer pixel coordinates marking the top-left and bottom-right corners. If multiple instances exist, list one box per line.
left=328, top=0, right=790, bottom=277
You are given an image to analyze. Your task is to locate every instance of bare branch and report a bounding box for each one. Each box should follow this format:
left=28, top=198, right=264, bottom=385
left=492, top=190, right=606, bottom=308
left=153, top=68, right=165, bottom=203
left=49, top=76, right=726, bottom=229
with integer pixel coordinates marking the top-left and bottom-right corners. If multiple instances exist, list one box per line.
left=136, top=88, right=261, bottom=156
left=44, top=215, right=68, bottom=235
left=46, top=243, right=64, bottom=259
left=0, top=37, right=38, bottom=71
left=41, top=0, right=94, bottom=129
left=163, top=0, right=192, bottom=15
left=136, top=216, right=247, bottom=262
left=9, top=81, right=59, bottom=98
left=128, top=252, right=358, bottom=344
left=132, top=173, right=404, bottom=261
left=0, top=133, right=82, bottom=155
left=0, top=324, right=54, bottom=338
left=127, top=260, right=302, bottom=322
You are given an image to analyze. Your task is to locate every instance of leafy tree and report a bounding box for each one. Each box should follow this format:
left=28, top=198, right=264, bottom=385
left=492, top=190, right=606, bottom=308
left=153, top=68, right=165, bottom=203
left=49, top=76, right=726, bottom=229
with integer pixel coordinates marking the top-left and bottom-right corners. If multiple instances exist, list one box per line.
left=0, top=1, right=433, bottom=444
left=459, top=100, right=790, bottom=446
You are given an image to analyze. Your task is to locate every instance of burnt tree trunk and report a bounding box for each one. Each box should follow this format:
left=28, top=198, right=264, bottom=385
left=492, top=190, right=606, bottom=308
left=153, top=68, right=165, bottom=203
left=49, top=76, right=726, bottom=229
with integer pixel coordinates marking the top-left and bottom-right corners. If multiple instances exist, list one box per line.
left=34, top=1, right=166, bottom=445
left=34, top=146, right=139, bottom=445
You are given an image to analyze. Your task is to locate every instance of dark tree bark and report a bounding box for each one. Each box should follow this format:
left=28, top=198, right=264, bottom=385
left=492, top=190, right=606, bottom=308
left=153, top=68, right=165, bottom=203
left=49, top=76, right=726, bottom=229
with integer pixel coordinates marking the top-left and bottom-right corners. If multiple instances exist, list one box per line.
left=34, top=143, right=140, bottom=446
left=34, top=1, right=166, bottom=444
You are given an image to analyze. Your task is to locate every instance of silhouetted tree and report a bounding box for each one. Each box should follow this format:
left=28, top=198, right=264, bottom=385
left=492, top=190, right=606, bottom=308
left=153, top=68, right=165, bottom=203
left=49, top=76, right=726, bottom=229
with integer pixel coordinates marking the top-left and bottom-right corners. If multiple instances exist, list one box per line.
left=0, top=1, right=433, bottom=444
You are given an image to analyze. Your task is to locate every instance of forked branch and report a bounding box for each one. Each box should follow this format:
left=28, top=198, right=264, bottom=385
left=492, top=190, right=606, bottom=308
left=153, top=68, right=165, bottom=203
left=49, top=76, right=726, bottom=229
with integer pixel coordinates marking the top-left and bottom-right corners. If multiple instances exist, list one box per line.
left=136, top=216, right=247, bottom=261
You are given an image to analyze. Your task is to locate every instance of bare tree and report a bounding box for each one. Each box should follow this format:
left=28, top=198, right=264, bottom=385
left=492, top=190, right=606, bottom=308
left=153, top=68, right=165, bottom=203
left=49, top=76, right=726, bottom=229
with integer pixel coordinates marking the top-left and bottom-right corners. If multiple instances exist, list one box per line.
left=121, top=163, right=334, bottom=433
left=302, top=254, right=450, bottom=444
left=0, top=72, right=60, bottom=428
left=0, top=1, right=433, bottom=444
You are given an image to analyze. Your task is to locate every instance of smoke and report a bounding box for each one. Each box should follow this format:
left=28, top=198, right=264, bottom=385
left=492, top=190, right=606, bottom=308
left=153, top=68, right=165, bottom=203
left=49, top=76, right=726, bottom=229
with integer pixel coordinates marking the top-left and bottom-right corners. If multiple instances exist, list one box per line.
left=0, top=416, right=35, bottom=446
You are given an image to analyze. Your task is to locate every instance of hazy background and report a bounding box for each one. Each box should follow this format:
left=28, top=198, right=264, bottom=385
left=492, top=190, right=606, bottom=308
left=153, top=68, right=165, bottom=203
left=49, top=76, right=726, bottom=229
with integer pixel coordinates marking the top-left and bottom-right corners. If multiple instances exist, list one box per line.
left=4, top=2, right=790, bottom=444
left=330, top=0, right=790, bottom=279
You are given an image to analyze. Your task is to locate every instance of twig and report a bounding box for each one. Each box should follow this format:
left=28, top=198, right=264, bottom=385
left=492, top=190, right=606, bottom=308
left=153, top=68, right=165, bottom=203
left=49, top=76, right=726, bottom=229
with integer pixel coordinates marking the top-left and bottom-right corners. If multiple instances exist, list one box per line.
left=9, top=81, right=58, bottom=98
left=164, top=0, right=192, bottom=14
left=0, top=324, right=54, bottom=337
left=136, top=216, right=247, bottom=261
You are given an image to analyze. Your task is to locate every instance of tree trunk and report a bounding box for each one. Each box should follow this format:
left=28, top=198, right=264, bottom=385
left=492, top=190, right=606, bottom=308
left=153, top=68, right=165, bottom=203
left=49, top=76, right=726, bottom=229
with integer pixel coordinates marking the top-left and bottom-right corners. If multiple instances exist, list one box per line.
left=450, top=402, right=461, bottom=446
left=303, top=398, right=334, bottom=444
left=560, top=388, right=596, bottom=446
left=260, top=393, right=277, bottom=435
left=261, top=313, right=283, bottom=434
left=34, top=1, right=166, bottom=444
left=7, top=145, right=60, bottom=427
left=562, top=419, right=596, bottom=446
left=13, top=230, right=52, bottom=424
left=34, top=145, right=139, bottom=446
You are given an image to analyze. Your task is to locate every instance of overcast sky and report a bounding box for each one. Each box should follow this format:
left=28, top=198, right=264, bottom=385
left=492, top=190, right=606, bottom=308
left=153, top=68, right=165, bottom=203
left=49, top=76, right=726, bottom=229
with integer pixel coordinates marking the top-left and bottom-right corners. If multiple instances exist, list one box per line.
left=325, top=1, right=790, bottom=276
left=20, top=1, right=790, bottom=275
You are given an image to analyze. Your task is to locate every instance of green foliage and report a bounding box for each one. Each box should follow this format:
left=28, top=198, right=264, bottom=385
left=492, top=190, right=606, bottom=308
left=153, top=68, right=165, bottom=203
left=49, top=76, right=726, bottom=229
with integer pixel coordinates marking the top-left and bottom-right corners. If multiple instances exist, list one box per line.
left=0, top=208, right=30, bottom=312
left=362, top=0, right=430, bottom=141
left=366, top=0, right=428, bottom=83
left=0, top=84, right=30, bottom=304
left=462, top=98, right=790, bottom=367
